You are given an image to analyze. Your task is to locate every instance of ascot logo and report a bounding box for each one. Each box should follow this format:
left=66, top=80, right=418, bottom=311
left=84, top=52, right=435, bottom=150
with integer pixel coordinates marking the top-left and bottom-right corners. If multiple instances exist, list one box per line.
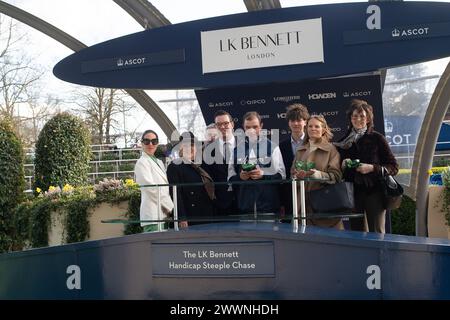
left=391, top=27, right=430, bottom=38
left=385, top=120, right=394, bottom=133
left=208, top=101, right=234, bottom=108
left=343, top=91, right=372, bottom=98
left=117, top=57, right=147, bottom=67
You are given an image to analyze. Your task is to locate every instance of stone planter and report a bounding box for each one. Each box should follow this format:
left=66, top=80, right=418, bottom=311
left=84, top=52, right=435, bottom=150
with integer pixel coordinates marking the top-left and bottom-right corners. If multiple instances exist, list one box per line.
left=427, top=186, right=449, bottom=239
left=88, top=201, right=128, bottom=241
left=48, top=201, right=128, bottom=246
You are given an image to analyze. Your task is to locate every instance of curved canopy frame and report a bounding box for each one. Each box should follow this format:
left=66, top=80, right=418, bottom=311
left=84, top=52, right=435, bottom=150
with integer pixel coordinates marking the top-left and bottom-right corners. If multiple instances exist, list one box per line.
left=0, top=0, right=177, bottom=138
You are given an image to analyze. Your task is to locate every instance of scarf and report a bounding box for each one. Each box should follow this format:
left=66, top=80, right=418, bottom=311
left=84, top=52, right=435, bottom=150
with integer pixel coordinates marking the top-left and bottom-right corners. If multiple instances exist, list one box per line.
left=334, top=127, right=367, bottom=150
left=190, top=163, right=216, bottom=201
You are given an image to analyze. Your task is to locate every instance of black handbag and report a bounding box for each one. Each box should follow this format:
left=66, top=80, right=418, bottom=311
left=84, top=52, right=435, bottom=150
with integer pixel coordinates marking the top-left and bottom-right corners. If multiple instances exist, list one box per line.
left=381, top=167, right=403, bottom=210
left=309, top=181, right=354, bottom=213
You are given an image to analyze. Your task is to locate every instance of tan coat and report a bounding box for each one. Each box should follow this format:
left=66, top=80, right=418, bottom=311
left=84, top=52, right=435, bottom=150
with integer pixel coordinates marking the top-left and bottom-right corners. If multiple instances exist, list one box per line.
left=291, top=139, right=343, bottom=229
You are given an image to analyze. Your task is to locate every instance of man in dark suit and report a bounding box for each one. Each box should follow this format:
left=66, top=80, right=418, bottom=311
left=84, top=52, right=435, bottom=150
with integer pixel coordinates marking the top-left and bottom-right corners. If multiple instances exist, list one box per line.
left=279, top=104, right=310, bottom=217
left=202, top=110, right=237, bottom=216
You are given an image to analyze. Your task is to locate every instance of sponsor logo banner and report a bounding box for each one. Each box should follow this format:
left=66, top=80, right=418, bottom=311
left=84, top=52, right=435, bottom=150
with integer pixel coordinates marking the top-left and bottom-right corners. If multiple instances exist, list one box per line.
left=343, top=22, right=450, bottom=45
left=196, top=74, right=384, bottom=141
left=201, top=18, right=324, bottom=73
left=81, top=49, right=185, bottom=74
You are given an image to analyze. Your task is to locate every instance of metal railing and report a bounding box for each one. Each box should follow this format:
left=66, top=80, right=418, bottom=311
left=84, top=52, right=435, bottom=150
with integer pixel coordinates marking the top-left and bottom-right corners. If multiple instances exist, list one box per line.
left=23, top=147, right=143, bottom=192
left=102, top=178, right=363, bottom=233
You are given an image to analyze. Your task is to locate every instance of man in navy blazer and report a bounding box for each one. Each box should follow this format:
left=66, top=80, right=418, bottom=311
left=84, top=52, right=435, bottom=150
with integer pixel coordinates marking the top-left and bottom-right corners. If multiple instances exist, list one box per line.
left=278, top=104, right=310, bottom=217
left=202, top=110, right=237, bottom=216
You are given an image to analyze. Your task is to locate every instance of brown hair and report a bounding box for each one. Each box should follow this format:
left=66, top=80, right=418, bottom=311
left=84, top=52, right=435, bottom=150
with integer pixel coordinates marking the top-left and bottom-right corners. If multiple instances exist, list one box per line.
left=286, top=103, right=310, bottom=122
left=346, top=99, right=374, bottom=131
left=242, top=111, right=262, bottom=124
left=304, top=115, right=333, bottom=144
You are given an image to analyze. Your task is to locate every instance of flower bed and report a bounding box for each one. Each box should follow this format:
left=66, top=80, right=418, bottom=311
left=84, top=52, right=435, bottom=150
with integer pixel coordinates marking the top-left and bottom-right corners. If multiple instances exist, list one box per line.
left=14, top=178, right=142, bottom=250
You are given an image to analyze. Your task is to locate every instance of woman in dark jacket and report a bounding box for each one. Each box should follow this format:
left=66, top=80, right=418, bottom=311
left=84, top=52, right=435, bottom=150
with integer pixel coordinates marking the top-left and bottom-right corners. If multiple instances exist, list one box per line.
left=167, top=132, right=216, bottom=228
left=334, top=99, right=398, bottom=234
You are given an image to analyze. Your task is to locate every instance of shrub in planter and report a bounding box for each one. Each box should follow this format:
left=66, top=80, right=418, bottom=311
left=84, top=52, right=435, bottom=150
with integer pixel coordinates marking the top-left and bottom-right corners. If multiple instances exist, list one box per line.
left=34, top=113, right=91, bottom=192
left=391, top=195, right=416, bottom=236
left=0, top=119, right=25, bottom=252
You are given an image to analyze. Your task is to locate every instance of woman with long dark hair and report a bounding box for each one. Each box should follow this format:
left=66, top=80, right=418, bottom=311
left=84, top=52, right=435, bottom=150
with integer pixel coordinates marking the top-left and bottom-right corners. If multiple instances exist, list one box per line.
left=334, top=99, right=398, bottom=233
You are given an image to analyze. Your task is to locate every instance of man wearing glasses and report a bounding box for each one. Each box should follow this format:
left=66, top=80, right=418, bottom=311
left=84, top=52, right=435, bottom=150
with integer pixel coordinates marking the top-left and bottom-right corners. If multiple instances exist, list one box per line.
left=203, top=110, right=237, bottom=217
left=134, top=130, right=173, bottom=232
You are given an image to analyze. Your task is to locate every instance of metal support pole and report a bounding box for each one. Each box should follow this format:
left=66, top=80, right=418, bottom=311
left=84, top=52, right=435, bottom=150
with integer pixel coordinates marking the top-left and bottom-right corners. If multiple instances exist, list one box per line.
left=173, top=185, right=179, bottom=231
left=157, top=187, right=161, bottom=232
left=300, top=180, right=306, bottom=227
left=292, top=179, right=298, bottom=232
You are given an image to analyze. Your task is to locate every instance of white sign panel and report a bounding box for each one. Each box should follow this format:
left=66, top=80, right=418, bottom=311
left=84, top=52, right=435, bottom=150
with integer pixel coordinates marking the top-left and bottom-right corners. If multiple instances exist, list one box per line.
left=201, top=18, right=324, bottom=74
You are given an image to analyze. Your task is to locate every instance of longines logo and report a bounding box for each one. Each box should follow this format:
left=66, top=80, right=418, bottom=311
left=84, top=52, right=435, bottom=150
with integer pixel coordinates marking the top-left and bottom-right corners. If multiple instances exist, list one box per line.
left=391, top=27, right=430, bottom=38
left=273, top=95, right=301, bottom=103
left=116, top=57, right=147, bottom=67
left=343, top=91, right=372, bottom=98
left=240, top=99, right=266, bottom=106
left=260, top=114, right=270, bottom=119
left=277, top=113, right=286, bottom=119
left=308, top=92, right=337, bottom=100
left=208, top=101, right=234, bottom=108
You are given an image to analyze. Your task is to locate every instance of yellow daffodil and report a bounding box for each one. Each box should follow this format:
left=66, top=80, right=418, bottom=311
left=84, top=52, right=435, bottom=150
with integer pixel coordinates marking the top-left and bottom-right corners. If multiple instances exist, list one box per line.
left=48, top=186, right=56, bottom=192
left=125, top=179, right=136, bottom=187
left=36, top=187, right=42, bottom=194
left=63, top=184, right=74, bottom=193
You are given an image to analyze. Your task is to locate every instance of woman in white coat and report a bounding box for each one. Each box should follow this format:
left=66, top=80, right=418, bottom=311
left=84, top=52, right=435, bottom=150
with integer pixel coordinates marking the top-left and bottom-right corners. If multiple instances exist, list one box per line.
left=134, top=130, right=174, bottom=232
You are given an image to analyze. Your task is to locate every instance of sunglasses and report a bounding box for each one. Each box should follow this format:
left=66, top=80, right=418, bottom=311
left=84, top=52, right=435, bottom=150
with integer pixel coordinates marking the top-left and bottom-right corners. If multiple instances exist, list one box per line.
left=141, top=138, right=159, bottom=145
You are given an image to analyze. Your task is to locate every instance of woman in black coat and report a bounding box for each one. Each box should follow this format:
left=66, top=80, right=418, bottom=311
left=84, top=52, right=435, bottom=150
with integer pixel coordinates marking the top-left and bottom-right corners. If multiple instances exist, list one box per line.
left=334, top=99, right=398, bottom=234
left=167, top=132, right=216, bottom=227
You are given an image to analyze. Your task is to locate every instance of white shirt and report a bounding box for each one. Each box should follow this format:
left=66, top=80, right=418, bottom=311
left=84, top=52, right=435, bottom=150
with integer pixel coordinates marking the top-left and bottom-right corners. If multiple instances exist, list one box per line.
left=291, top=133, right=305, bottom=155
left=218, top=136, right=236, bottom=156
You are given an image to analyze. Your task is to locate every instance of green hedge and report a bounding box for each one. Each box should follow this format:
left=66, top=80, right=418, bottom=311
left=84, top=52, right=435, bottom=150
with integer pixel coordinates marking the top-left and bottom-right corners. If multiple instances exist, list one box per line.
left=34, top=113, right=91, bottom=192
left=0, top=120, right=25, bottom=252
left=391, top=195, right=416, bottom=236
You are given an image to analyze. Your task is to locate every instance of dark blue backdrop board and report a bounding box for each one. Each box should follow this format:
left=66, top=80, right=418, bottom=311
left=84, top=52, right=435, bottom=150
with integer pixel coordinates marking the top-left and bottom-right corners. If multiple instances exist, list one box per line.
left=53, top=2, right=450, bottom=89
left=195, top=74, right=384, bottom=142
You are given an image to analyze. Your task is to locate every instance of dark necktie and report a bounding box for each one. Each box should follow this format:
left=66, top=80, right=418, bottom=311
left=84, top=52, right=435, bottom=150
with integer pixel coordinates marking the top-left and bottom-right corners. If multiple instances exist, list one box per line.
left=223, top=142, right=229, bottom=162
